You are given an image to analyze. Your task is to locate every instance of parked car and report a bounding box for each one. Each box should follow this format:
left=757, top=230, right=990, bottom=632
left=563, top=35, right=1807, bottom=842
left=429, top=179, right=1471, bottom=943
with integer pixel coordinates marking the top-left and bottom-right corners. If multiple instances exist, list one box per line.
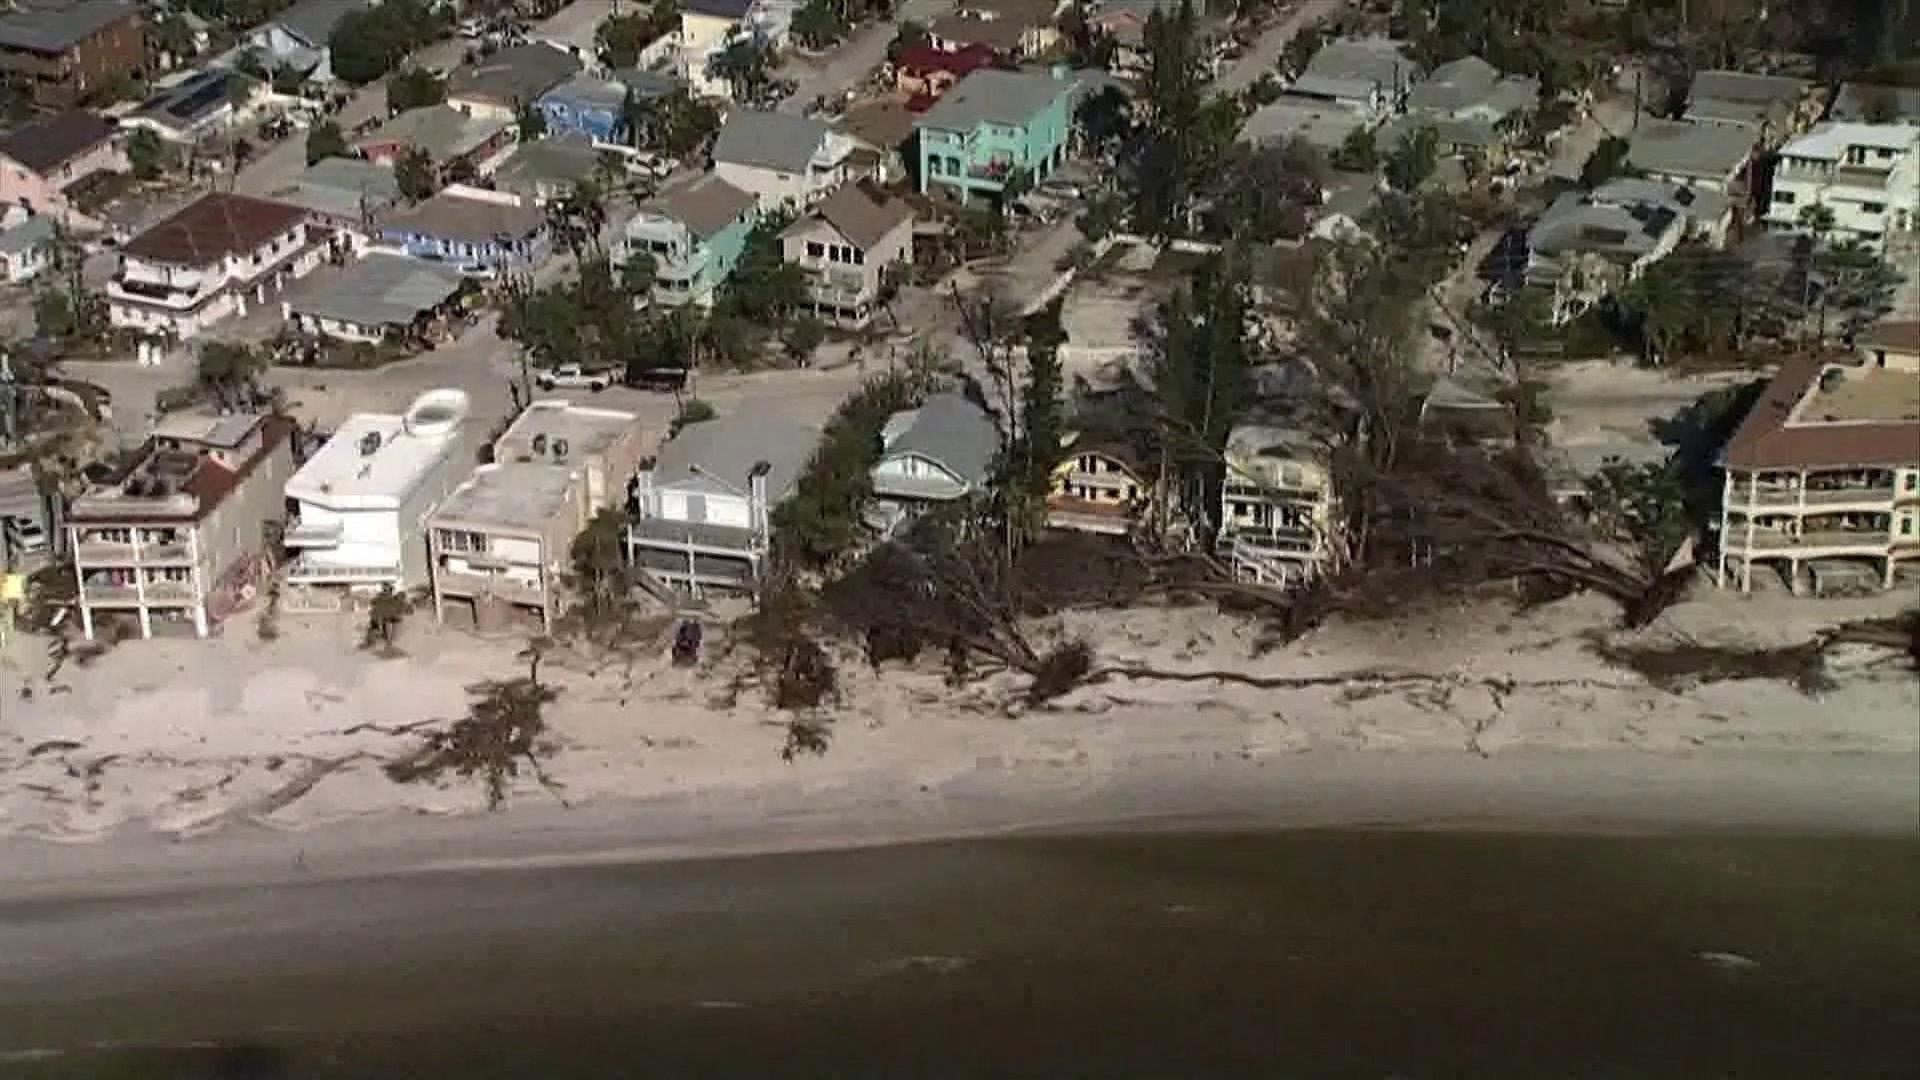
left=626, top=366, right=690, bottom=392
left=535, top=364, right=612, bottom=392
left=1038, top=178, right=1085, bottom=200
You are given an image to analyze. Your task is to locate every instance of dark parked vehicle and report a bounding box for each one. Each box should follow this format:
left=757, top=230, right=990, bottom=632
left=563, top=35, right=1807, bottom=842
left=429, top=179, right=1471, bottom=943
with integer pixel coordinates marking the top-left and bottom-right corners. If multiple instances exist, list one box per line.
left=627, top=366, right=690, bottom=392
left=672, top=621, right=702, bottom=667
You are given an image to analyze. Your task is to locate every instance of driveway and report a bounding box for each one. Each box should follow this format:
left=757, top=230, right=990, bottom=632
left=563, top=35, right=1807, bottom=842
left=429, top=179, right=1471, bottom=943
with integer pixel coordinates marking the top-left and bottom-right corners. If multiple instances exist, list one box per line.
left=1216, top=0, right=1349, bottom=95
left=776, top=0, right=959, bottom=114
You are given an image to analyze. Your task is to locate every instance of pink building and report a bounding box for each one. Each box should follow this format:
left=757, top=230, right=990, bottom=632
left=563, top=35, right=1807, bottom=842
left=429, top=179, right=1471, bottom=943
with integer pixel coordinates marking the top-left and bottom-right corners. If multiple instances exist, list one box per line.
left=0, top=110, right=123, bottom=228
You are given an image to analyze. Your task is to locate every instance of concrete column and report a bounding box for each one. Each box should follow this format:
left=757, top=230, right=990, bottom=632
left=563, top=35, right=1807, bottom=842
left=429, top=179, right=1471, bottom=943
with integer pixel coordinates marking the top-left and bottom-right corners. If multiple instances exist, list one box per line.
left=1715, top=471, right=1732, bottom=588
left=72, top=550, right=93, bottom=641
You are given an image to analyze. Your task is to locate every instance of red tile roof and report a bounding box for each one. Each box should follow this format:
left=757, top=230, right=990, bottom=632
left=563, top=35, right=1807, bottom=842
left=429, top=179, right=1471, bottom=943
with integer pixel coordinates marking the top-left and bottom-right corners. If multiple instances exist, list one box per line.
left=895, top=43, right=996, bottom=79
left=1722, top=353, right=1920, bottom=471
left=120, top=193, right=307, bottom=267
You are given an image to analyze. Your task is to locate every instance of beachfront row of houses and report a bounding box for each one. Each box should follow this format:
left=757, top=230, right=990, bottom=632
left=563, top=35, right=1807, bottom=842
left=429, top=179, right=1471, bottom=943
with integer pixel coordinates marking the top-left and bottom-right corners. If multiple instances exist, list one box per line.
left=57, top=382, right=1346, bottom=640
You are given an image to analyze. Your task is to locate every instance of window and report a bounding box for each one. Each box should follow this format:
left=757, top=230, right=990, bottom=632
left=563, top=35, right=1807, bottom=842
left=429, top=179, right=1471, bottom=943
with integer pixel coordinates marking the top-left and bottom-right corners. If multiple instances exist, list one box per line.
left=438, top=529, right=486, bottom=553
left=1905, top=473, right=1918, bottom=493
left=851, top=249, right=865, bottom=266
left=806, top=241, right=824, bottom=259
left=1772, top=190, right=1795, bottom=205
left=1861, top=202, right=1885, bottom=214
left=92, top=528, right=132, bottom=544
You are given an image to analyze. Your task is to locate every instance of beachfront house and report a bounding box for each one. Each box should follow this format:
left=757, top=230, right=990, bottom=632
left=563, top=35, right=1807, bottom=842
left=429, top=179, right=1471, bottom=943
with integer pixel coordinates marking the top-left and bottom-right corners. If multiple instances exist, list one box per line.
left=1047, top=435, right=1157, bottom=536
left=429, top=400, right=652, bottom=632
left=67, top=412, right=295, bottom=640
left=779, top=182, right=914, bottom=329
left=617, top=175, right=758, bottom=307
left=280, top=389, right=478, bottom=610
left=1716, top=353, right=1920, bottom=595
left=868, top=391, right=999, bottom=535
left=1218, top=424, right=1338, bottom=587
left=624, top=412, right=817, bottom=597
left=913, top=66, right=1077, bottom=203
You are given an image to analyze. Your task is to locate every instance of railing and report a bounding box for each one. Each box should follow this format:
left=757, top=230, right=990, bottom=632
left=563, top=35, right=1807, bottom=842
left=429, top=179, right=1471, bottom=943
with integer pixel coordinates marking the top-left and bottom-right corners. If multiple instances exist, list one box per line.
left=285, top=558, right=402, bottom=583
left=1734, top=528, right=1894, bottom=553
left=1737, top=486, right=1898, bottom=508
left=436, top=568, right=546, bottom=606
left=73, top=539, right=195, bottom=564
left=1223, top=526, right=1322, bottom=554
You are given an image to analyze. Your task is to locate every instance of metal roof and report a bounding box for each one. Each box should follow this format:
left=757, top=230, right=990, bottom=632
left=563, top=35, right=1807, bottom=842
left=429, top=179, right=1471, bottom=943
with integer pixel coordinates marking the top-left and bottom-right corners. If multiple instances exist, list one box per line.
left=1626, top=118, right=1757, bottom=181
left=381, top=190, right=546, bottom=245
left=877, top=392, right=999, bottom=487
left=287, top=253, right=466, bottom=328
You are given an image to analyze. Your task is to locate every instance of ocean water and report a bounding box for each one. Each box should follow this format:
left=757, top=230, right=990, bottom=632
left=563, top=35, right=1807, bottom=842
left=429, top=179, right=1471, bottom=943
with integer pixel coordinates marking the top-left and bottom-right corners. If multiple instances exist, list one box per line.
left=2, top=829, right=1917, bottom=1077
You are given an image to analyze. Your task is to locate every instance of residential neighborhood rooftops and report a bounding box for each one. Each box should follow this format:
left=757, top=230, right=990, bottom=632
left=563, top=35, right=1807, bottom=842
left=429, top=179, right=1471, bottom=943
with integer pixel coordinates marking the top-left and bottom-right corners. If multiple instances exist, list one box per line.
left=0, top=0, right=133, bottom=53
left=1532, top=189, right=1682, bottom=258
left=1290, top=38, right=1417, bottom=100
left=287, top=253, right=467, bottom=329
left=712, top=109, right=837, bottom=174
left=543, top=71, right=636, bottom=111
left=1684, top=69, right=1811, bottom=125
left=0, top=109, right=114, bottom=173
left=434, top=463, right=579, bottom=532
left=1588, top=175, right=1730, bottom=224
left=1723, top=353, right=1920, bottom=470
left=880, top=392, right=998, bottom=485
left=643, top=175, right=756, bottom=241
left=130, top=68, right=247, bottom=134
left=1626, top=119, right=1756, bottom=180
left=382, top=189, right=545, bottom=245
left=361, top=105, right=509, bottom=160
left=795, top=183, right=913, bottom=250
left=916, top=66, right=1074, bottom=131
left=271, top=156, right=402, bottom=221
left=1405, top=54, right=1537, bottom=116
left=1780, top=121, right=1920, bottom=158
left=929, top=0, right=1059, bottom=52
left=74, top=413, right=295, bottom=524
left=492, top=133, right=600, bottom=193
left=835, top=99, right=916, bottom=151
left=120, top=193, right=307, bottom=266
left=1831, top=82, right=1920, bottom=124
left=498, top=399, right=639, bottom=465
left=893, top=42, right=996, bottom=78
left=272, top=0, right=370, bottom=47
left=1242, top=96, right=1367, bottom=150
left=285, top=398, right=471, bottom=508
left=447, top=43, right=583, bottom=108
left=682, top=0, right=755, bottom=17
left=649, top=412, right=817, bottom=502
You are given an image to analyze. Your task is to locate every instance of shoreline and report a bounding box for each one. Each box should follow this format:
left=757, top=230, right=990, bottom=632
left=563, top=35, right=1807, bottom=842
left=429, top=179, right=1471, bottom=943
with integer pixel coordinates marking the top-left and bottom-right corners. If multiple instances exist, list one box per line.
left=4, top=746, right=1915, bottom=903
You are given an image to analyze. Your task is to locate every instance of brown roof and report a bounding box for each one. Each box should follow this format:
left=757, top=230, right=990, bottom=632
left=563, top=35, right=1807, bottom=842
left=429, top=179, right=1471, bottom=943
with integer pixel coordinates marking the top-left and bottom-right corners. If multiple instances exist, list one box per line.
left=120, top=193, right=308, bottom=267
left=0, top=109, right=114, bottom=174
left=1722, top=353, right=1920, bottom=471
left=649, top=175, right=756, bottom=241
left=1857, top=320, right=1920, bottom=354
left=791, top=183, right=913, bottom=251
left=930, top=0, right=1058, bottom=53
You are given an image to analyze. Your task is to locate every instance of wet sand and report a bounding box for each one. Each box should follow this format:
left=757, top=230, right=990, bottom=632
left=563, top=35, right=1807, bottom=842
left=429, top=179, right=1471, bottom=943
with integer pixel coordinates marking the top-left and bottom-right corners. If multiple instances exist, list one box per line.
left=3, top=828, right=1917, bottom=1077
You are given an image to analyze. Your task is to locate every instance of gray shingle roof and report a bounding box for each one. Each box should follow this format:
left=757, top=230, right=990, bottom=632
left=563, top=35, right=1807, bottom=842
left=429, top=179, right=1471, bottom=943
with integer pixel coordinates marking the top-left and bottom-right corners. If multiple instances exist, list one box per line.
left=0, top=214, right=56, bottom=256
left=712, top=109, right=834, bottom=173
left=790, top=183, right=913, bottom=251
left=878, top=392, right=999, bottom=487
left=644, top=175, right=757, bottom=241
left=492, top=133, right=600, bottom=194
left=0, top=109, right=113, bottom=173
left=271, top=156, right=402, bottom=220
left=1290, top=38, right=1417, bottom=102
left=1405, top=55, right=1500, bottom=112
left=649, top=412, right=818, bottom=503
left=288, top=253, right=466, bottom=327
left=382, top=190, right=546, bottom=245
left=915, top=67, right=1075, bottom=132
left=1626, top=118, right=1756, bottom=181
left=274, top=0, right=369, bottom=47
left=362, top=105, right=509, bottom=159
left=447, top=43, right=582, bottom=109
left=1241, top=95, right=1367, bottom=150
left=0, top=0, right=132, bottom=53
left=683, top=0, right=754, bottom=17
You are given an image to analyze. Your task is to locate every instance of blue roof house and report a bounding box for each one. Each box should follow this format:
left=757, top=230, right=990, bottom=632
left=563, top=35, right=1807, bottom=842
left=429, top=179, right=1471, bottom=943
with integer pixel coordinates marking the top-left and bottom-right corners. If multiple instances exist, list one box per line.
left=538, top=70, right=679, bottom=143
left=913, top=66, right=1077, bottom=203
left=375, top=188, right=552, bottom=276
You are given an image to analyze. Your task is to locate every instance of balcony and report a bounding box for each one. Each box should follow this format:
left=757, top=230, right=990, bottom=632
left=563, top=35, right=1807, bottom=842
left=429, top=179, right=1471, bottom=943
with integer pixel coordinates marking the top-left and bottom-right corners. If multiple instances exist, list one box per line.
left=436, top=567, right=547, bottom=607
left=1732, top=528, right=1894, bottom=554
left=73, top=535, right=195, bottom=565
left=284, top=520, right=345, bottom=548
left=1222, top=524, right=1323, bottom=554
left=1736, top=484, right=1899, bottom=509
left=285, top=556, right=402, bottom=584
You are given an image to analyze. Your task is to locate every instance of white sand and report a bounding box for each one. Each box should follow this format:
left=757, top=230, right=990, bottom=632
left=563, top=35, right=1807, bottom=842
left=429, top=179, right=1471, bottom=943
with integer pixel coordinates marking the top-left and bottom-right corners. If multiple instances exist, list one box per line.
left=2, top=586, right=1916, bottom=893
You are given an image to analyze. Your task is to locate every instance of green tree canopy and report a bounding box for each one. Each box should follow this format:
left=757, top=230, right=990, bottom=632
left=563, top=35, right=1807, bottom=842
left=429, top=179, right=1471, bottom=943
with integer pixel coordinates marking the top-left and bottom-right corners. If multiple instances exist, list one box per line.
left=387, top=66, right=446, bottom=112
left=305, top=119, right=347, bottom=165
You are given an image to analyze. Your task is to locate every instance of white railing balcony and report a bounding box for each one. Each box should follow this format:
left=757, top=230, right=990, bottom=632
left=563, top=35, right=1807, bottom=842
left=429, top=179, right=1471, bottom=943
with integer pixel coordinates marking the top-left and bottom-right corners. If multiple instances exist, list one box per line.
left=107, top=276, right=218, bottom=311
left=1735, top=528, right=1893, bottom=553
left=284, top=521, right=345, bottom=548
left=285, top=557, right=403, bottom=583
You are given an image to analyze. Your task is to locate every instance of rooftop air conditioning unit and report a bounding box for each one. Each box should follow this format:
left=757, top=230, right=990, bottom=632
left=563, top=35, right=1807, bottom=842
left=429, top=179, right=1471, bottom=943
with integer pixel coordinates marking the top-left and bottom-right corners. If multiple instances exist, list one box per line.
left=552, top=439, right=568, bottom=459
left=531, top=434, right=548, bottom=454
left=359, top=431, right=383, bottom=456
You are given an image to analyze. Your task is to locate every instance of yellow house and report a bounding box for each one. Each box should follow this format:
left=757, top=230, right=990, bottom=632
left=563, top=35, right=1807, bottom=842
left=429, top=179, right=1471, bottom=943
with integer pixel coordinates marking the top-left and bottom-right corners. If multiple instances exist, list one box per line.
left=676, top=0, right=757, bottom=99
left=1219, top=424, right=1338, bottom=586
left=1047, top=436, right=1155, bottom=536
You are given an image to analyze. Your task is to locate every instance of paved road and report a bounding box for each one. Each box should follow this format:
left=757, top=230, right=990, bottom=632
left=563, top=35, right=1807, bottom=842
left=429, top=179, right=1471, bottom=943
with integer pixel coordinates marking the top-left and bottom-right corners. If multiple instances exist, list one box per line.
left=1216, top=0, right=1347, bottom=95
left=777, top=0, right=959, bottom=114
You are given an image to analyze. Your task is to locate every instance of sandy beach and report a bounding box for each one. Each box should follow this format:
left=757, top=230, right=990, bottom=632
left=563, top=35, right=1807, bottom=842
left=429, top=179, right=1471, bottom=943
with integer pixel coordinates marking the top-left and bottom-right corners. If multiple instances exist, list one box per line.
left=2, top=583, right=1916, bottom=899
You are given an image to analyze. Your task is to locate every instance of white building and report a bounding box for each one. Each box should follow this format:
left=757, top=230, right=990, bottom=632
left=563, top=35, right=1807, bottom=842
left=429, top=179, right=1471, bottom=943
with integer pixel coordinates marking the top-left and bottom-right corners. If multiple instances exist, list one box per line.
left=281, top=389, right=476, bottom=610
left=106, top=193, right=327, bottom=365
left=1764, top=122, right=1920, bottom=246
